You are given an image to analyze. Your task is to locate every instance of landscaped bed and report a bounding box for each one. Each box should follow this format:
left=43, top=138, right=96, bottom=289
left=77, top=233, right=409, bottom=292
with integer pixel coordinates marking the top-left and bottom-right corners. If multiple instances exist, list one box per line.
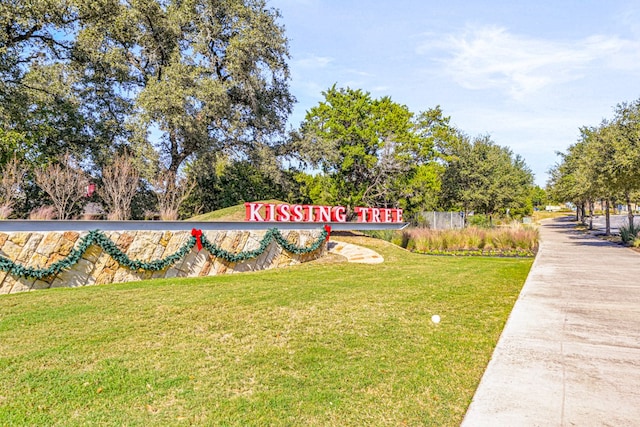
left=369, top=225, right=539, bottom=257
left=0, top=236, right=532, bottom=426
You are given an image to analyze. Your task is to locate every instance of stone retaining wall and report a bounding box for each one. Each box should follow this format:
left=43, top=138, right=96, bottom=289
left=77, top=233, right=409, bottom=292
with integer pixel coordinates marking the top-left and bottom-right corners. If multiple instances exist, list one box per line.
left=0, top=229, right=325, bottom=294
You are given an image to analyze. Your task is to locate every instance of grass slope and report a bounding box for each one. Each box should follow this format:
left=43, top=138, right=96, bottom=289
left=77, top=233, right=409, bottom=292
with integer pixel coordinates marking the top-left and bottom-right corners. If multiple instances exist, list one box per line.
left=189, top=200, right=284, bottom=221
left=0, top=237, right=532, bottom=426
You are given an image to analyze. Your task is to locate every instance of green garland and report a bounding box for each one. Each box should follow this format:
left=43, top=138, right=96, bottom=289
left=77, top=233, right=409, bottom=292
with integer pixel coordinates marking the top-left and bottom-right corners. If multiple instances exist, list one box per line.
left=201, top=228, right=327, bottom=262
left=0, top=228, right=328, bottom=280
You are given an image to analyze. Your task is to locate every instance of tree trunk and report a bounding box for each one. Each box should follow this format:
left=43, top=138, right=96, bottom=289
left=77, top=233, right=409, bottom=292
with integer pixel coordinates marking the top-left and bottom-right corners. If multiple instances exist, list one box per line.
left=589, top=200, right=594, bottom=230
left=626, top=193, right=634, bottom=228
left=575, top=203, right=580, bottom=222
left=605, top=199, right=611, bottom=236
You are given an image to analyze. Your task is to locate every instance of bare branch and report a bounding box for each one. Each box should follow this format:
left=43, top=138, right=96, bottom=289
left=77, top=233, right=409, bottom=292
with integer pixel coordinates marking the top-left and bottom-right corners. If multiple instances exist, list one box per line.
left=154, top=170, right=195, bottom=220
left=99, top=154, right=140, bottom=220
left=0, top=157, right=25, bottom=210
left=34, top=154, right=88, bottom=219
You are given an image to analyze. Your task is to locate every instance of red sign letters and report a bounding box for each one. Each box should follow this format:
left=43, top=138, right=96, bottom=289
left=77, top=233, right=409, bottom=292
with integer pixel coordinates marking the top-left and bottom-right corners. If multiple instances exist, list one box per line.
left=244, top=202, right=403, bottom=223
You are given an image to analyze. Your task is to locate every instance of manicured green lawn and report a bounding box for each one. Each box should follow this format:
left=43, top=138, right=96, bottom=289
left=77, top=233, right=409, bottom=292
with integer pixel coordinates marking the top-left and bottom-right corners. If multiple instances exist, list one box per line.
left=0, top=237, right=532, bottom=426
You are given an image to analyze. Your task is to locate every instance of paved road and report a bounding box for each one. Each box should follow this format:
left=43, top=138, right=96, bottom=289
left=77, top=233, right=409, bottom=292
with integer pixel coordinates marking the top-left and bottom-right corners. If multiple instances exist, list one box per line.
left=589, top=214, right=637, bottom=234
left=462, top=217, right=640, bottom=426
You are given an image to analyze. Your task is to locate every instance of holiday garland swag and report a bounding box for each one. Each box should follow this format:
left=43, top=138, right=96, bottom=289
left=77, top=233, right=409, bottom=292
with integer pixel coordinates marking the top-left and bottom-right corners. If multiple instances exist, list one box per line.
left=0, top=227, right=330, bottom=280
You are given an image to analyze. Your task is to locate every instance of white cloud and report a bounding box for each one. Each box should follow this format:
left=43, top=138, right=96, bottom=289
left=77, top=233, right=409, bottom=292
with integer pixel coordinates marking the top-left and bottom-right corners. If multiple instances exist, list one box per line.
left=418, top=26, right=640, bottom=100
left=293, top=55, right=333, bottom=69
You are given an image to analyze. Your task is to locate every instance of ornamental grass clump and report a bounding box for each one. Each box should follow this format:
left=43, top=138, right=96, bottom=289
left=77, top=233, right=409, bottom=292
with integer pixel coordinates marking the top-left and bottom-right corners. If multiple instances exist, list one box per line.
left=465, top=227, right=485, bottom=250
left=491, top=229, right=514, bottom=251
left=619, top=222, right=640, bottom=244
left=29, top=205, right=57, bottom=220
left=401, top=225, right=538, bottom=257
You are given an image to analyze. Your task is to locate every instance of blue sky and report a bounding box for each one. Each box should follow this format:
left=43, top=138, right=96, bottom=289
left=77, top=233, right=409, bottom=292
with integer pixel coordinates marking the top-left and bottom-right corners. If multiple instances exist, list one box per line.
left=269, top=0, right=640, bottom=186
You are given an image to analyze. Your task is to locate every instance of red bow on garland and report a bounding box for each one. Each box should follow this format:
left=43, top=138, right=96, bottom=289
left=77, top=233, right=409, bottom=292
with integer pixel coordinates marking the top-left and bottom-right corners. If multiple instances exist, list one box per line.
left=191, top=228, right=203, bottom=251
left=323, top=224, right=332, bottom=241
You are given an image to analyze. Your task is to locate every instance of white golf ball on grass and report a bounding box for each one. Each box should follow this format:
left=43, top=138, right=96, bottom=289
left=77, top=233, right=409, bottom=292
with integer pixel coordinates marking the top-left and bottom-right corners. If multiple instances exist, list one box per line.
left=431, top=314, right=441, bottom=324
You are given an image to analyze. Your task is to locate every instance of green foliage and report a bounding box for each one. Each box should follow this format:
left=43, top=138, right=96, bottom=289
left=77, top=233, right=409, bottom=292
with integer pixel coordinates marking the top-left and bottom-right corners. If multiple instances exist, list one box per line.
left=183, top=155, right=292, bottom=216
left=530, top=185, right=548, bottom=209
left=619, top=222, right=640, bottom=244
left=0, top=1, right=131, bottom=167
left=117, top=0, right=293, bottom=174
left=293, top=87, right=453, bottom=217
left=439, top=135, right=534, bottom=216
left=467, top=214, right=491, bottom=228
left=548, top=98, right=640, bottom=226
left=4, top=0, right=546, bottom=219
left=2, top=0, right=293, bottom=213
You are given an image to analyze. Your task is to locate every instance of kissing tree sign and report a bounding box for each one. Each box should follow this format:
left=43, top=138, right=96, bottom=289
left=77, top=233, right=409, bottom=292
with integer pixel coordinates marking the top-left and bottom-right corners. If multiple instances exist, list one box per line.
left=245, top=202, right=403, bottom=223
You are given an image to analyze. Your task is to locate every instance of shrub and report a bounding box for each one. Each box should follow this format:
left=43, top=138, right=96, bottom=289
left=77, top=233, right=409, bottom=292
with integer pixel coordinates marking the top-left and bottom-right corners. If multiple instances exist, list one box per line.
left=29, top=206, right=57, bottom=220
left=620, top=222, right=640, bottom=244
left=0, top=204, right=12, bottom=219
left=467, top=214, right=491, bottom=228
left=159, top=207, right=179, bottom=221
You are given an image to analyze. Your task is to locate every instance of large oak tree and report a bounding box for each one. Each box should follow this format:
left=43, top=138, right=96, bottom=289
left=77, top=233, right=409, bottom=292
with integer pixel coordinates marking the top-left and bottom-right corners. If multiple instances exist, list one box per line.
left=292, top=86, right=450, bottom=218
left=1, top=0, right=293, bottom=174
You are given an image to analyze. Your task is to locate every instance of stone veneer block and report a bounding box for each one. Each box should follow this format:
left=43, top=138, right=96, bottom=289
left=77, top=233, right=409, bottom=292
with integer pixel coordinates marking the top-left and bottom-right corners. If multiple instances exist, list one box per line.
left=185, top=251, right=209, bottom=276
left=116, top=233, right=135, bottom=252
left=82, top=244, right=103, bottom=263
left=158, top=231, right=172, bottom=247
left=32, top=279, right=52, bottom=290
left=56, top=258, right=94, bottom=287
left=163, top=266, right=182, bottom=279
left=6, top=276, right=35, bottom=293
left=174, top=248, right=200, bottom=274
left=199, top=259, right=212, bottom=276
left=92, top=252, right=114, bottom=275
left=127, top=232, right=162, bottom=261
left=57, top=236, right=78, bottom=257
left=17, top=233, right=43, bottom=263
left=2, top=241, right=23, bottom=260
left=62, top=231, right=79, bottom=241
left=212, top=259, right=230, bottom=275
left=150, top=239, right=169, bottom=260
left=94, top=268, right=117, bottom=285
left=9, top=232, right=31, bottom=246
left=112, top=267, right=139, bottom=284
left=37, top=232, right=63, bottom=255
left=0, top=271, right=11, bottom=294
left=27, top=252, right=49, bottom=269
left=210, top=230, right=226, bottom=247
left=164, top=232, right=189, bottom=255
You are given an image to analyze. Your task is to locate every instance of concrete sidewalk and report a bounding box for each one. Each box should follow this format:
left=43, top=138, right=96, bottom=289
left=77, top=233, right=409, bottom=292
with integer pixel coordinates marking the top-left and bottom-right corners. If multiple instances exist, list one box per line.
left=462, top=217, right=640, bottom=426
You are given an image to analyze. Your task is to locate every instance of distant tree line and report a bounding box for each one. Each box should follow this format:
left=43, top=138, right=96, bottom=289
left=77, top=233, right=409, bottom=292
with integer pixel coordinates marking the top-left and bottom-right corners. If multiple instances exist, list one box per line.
left=0, top=0, right=537, bottom=223
left=547, top=99, right=640, bottom=234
